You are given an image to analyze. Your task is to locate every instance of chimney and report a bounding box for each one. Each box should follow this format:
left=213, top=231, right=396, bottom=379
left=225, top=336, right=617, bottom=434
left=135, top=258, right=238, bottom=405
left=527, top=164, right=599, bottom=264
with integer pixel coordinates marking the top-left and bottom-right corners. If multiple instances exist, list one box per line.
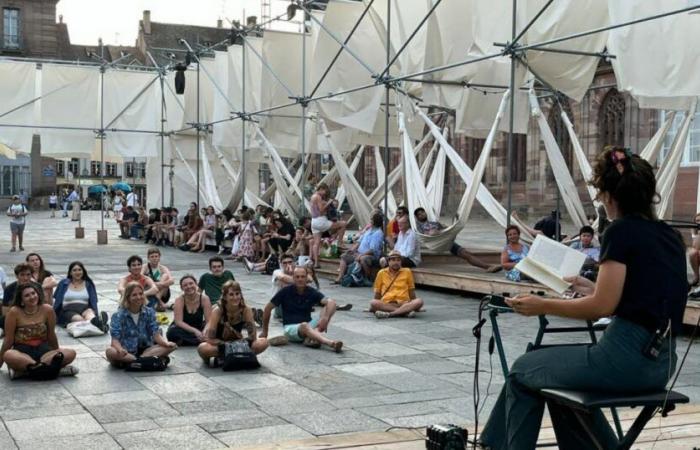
left=58, top=14, right=63, bottom=24
left=246, top=16, right=257, bottom=28
left=217, top=19, right=223, bottom=28
left=143, top=10, right=151, bottom=35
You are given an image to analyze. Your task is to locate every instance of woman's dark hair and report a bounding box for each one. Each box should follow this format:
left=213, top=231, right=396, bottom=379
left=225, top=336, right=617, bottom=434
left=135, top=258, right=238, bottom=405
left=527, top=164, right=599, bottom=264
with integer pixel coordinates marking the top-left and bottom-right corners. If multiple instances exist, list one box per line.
left=13, top=283, right=45, bottom=307
left=67, top=261, right=91, bottom=283
left=505, top=225, right=521, bottom=237
left=25, top=253, right=49, bottom=282
left=127, top=255, right=142, bottom=267
left=179, top=274, right=197, bottom=287
left=371, top=212, right=384, bottom=228
left=221, top=208, right=233, bottom=222
left=219, top=280, right=246, bottom=321
left=590, top=146, right=658, bottom=220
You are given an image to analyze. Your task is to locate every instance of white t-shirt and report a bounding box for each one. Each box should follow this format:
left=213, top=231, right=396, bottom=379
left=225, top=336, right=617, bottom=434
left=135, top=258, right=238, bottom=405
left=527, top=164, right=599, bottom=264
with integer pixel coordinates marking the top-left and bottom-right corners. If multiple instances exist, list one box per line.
left=0, top=267, right=6, bottom=298
left=49, top=195, right=57, bottom=205
left=126, top=192, right=137, bottom=207
left=270, top=269, right=291, bottom=297
left=7, top=204, right=26, bottom=225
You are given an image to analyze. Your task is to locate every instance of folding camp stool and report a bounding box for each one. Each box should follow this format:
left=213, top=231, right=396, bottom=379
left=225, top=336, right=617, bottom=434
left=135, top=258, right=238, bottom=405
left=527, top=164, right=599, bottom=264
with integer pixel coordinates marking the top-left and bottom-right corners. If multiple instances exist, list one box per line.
left=539, top=388, right=689, bottom=450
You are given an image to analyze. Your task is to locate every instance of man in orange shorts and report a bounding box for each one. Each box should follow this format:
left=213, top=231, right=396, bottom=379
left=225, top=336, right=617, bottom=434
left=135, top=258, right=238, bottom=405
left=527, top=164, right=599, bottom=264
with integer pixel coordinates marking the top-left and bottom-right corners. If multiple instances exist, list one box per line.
left=370, top=250, right=423, bottom=319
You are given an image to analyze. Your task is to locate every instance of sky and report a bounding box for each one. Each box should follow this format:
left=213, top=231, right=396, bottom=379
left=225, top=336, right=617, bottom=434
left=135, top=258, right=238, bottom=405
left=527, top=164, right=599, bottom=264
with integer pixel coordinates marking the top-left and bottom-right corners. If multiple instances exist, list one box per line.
left=56, top=0, right=298, bottom=46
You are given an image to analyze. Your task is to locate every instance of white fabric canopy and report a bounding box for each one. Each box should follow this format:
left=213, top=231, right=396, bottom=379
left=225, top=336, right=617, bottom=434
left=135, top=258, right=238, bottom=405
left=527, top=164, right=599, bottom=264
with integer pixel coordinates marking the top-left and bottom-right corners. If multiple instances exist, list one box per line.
left=0, top=61, right=36, bottom=152
left=372, top=145, right=398, bottom=218
left=103, top=70, right=160, bottom=158
left=639, top=112, right=677, bottom=165
left=40, top=64, right=99, bottom=157
left=608, top=0, right=700, bottom=109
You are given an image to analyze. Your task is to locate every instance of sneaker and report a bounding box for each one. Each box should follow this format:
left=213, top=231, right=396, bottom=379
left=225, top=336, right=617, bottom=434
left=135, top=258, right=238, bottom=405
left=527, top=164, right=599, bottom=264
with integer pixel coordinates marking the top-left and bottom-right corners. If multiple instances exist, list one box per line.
left=10, top=248, right=15, bottom=253
left=243, top=257, right=253, bottom=273
left=593, top=317, right=612, bottom=326
left=100, top=311, right=110, bottom=333
left=406, top=311, right=416, bottom=318
left=59, top=365, right=79, bottom=377
left=8, top=367, right=20, bottom=380
left=331, top=341, right=344, bottom=353
left=268, top=335, right=289, bottom=346
left=336, top=303, right=353, bottom=311
left=374, top=311, right=391, bottom=319
left=19, top=246, right=24, bottom=251
left=303, top=338, right=322, bottom=349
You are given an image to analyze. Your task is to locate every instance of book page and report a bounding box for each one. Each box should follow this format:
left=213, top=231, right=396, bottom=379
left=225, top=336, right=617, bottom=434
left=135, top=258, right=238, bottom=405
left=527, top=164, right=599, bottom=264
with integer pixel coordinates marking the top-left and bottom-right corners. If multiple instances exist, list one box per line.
left=527, top=235, right=587, bottom=278
left=515, top=258, right=570, bottom=293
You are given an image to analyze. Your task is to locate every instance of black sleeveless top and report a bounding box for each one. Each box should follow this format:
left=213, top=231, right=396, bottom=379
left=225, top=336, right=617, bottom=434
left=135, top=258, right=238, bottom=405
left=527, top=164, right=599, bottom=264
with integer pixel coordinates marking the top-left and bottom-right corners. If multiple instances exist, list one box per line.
left=215, top=307, right=254, bottom=341
left=182, top=294, right=204, bottom=330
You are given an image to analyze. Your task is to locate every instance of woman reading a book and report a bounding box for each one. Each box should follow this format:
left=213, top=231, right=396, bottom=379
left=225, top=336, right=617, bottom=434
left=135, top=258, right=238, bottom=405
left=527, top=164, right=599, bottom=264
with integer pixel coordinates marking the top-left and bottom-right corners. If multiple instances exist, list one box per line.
left=501, top=225, right=529, bottom=282
left=479, top=147, right=687, bottom=450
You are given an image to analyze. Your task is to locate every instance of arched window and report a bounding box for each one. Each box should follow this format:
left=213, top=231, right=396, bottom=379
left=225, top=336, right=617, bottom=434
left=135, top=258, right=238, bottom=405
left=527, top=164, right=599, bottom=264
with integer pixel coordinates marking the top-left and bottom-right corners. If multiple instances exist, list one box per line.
left=598, top=88, right=626, bottom=149
left=546, top=99, right=574, bottom=181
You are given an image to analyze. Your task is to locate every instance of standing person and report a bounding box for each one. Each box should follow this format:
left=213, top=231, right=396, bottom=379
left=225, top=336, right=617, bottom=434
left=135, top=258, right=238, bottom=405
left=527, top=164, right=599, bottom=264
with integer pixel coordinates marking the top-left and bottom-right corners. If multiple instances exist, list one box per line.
left=230, top=210, right=257, bottom=261
left=479, top=147, right=688, bottom=450
left=310, top=183, right=347, bottom=268
left=1, top=283, right=78, bottom=379
left=53, top=261, right=108, bottom=331
left=198, top=256, right=235, bottom=305
left=7, top=195, right=27, bottom=252
left=48, top=192, right=58, bottom=218
left=117, top=255, right=160, bottom=309
left=26, top=253, right=57, bottom=307
left=126, top=190, right=138, bottom=208
left=67, top=187, right=80, bottom=221
left=501, top=225, right=530, bottom=282
left=370, top=250, right=424, bottom=319
left=113, top=190, right=124, bottom=221
left=260, top=266, right=343, bottom=352
left=142, top=247, right=174, bottom=312
left=103, top=192, right=111, bottom=218
left=105, top=282, right=177, bottom=369
left=197, top=281, right=268, bottom=363
left=166, top=275, right=212, bottom=346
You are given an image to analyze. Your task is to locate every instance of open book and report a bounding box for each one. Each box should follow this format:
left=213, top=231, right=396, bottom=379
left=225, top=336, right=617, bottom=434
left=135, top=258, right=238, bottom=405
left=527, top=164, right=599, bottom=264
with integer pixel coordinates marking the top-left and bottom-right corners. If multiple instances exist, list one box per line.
left=514, top=235, right=587, bottom=294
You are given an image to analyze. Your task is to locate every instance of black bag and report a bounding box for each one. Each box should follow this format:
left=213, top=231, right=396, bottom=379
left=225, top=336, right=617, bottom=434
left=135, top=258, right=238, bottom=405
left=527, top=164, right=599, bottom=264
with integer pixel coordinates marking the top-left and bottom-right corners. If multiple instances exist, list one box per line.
left=220, top=340, right=260, bottom=371
left=264, top=253, right=280, bottom=275
left=125, top=356, right=168, bottom=372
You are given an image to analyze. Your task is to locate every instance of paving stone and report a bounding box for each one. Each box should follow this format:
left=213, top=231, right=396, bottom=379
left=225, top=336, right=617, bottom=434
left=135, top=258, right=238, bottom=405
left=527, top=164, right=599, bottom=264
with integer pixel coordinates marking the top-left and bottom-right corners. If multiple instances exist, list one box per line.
left=359, top=401, right=452, bottom=421
left=398, top=360, right=468, bottom=375
left=334, top=320, right=408, bottom=336
left=154, top=408, right=269, bottom=428
left=383, top=412, right=472, bottom=428
left=115, top=425, right=225, bottom=450
left=367, top=371, right=462, bottom=393
left=5, top=413, right=103, bottom=441
left=214, top=423, right=314, bottom=447
left=58, top=369, right=145, bottom=395
left=334, top=361, right=411, bottom=377
left=0, top=403, right=86, bottom=421
left=349, top=342, right=425, bottom=358
left=16, top=432, right=121, bottom=450
left=239, top=385, right=337, bottom=415
left=76, top=390, right=160, bottom=406
left=170, top=397, right=257, bottom=415
left=283, top=409, right=389, bottom=435
left=102, top=419, right=160, bottom=435
left=0, top=383, right=76, bottom=412
left=0, top=422, right=16, bottom=450
left=210, top=372, right=295, bottom=392
left=135, top=372, right=219, bottom=395
left=200, top=414, right=286, bottom=433
left=85, top=399, right=179, bottom=424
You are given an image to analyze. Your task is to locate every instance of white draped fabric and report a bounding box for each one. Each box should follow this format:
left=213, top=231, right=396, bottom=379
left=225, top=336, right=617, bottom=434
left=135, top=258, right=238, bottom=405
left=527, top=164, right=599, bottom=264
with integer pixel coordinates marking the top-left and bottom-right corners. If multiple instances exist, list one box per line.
left=372, top=145, right=398, bottom=218
left=0, top=61, right=36, bottom=152
left=640, top=112, right=677, bottom=165
left=103, top=70, right=160, bottom=158
left=40, top=64, right=99, bottom=156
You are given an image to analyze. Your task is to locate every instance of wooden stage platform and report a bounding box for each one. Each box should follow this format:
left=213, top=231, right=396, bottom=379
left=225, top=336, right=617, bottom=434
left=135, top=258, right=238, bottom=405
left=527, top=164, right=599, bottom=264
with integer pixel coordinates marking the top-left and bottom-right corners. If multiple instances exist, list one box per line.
left=318, top=253, right=700, bottom=327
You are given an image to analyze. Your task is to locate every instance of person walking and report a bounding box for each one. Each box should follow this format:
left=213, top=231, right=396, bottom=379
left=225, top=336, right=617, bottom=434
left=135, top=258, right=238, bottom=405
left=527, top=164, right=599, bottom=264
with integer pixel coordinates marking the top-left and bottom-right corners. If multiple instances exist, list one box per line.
left=67, top=188, right=80, bottom=221
left=48, top=192, right=57, bottom=218
left=6, top=195, right=27, bottom=252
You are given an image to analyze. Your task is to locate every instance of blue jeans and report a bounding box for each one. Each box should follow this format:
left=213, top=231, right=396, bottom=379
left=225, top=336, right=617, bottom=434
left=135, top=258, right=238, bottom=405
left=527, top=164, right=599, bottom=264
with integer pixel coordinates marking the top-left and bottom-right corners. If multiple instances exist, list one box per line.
left=62, top=201, right=69, bottom=216
left=130, top=223, right=144, bottom=239
left=480, top=317, right=676, bottom=450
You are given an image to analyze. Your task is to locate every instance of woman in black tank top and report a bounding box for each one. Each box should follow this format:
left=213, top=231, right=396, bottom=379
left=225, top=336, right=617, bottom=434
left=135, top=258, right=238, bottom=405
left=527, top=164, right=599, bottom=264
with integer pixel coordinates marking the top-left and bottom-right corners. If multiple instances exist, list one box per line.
left=197, top=280, right=268, bottom=364
left=166, top=276, right=212, bottom=346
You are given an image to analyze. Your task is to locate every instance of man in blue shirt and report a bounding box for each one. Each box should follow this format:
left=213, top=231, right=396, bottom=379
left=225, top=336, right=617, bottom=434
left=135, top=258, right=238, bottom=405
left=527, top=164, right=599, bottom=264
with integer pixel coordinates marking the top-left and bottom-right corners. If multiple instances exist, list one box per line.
left=260, top=266, right=343, bottom=352
left=335, top=212, right=384, bottom=283
left=569, top=225, right=600, bottom=281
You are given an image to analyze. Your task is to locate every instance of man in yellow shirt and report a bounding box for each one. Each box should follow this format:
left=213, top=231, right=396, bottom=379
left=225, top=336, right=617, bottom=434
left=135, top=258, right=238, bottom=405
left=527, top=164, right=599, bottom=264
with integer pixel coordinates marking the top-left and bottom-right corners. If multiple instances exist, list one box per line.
left=370, top=250, right=423, bottom=319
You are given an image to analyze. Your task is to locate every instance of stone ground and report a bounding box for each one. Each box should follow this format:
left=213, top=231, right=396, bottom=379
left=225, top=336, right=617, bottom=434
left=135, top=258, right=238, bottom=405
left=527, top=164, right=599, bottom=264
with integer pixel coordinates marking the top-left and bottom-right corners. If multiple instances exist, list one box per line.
left=0, top=211, right=697, bottom=449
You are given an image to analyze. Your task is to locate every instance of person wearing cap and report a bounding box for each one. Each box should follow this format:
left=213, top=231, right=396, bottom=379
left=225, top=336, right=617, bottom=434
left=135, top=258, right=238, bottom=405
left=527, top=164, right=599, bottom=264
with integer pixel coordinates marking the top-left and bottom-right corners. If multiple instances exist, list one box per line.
left=6, top=195, right=28, bottom=252
left=370, top=250, right=423, bottom=319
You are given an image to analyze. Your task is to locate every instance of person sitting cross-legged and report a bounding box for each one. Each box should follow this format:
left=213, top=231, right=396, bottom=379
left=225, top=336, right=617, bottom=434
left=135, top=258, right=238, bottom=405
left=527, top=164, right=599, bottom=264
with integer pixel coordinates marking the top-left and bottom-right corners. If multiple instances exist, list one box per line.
left=197, top=280, right=268, bottom=364
left=370, top=250, right=424, bottom=319
left=105, top=282, right=177, bottom=368
left=260, top=266, right=343, bottom=352
left=166, top=275, right=212, bottom=346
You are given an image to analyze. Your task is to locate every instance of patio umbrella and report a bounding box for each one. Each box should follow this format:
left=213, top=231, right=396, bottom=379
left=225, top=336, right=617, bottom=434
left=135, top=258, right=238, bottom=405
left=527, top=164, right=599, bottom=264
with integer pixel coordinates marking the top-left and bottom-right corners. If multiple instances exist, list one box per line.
left=111, top=181, right=132, bottom=193
left=88, top=185, right=107, bottom=195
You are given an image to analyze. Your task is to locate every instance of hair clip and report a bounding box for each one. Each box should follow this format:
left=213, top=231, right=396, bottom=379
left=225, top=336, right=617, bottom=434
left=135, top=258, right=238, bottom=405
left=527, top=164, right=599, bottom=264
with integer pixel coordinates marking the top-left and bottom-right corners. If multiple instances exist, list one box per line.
left=610, top=147, right=632, bottom=174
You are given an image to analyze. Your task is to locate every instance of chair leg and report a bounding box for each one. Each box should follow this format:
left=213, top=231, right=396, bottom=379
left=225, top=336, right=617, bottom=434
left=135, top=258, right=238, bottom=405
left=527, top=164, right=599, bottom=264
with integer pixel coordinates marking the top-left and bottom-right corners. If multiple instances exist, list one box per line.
left=547, top=401, right=607, bottom=450
left=618, top=406, right=656, bottom=450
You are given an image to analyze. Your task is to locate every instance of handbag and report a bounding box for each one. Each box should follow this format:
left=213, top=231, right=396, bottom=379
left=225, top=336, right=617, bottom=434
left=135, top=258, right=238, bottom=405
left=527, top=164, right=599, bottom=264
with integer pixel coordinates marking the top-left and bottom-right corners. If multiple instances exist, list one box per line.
left=220, top=340, right=260, bottom=371
left=66, top=320, right=104, bottom=337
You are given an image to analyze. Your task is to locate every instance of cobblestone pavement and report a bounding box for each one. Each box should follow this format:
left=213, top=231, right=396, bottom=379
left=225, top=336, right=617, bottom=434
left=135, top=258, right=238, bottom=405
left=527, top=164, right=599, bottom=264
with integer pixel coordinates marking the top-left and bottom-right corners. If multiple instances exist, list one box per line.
left=0, top=211, right=698, bottom=449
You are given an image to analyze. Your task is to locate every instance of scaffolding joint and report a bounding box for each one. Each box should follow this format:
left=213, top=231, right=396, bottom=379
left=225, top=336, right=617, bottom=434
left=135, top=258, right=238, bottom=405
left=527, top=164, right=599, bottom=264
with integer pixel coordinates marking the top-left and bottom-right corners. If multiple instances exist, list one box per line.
left=290, top=96, right=312, bottom=108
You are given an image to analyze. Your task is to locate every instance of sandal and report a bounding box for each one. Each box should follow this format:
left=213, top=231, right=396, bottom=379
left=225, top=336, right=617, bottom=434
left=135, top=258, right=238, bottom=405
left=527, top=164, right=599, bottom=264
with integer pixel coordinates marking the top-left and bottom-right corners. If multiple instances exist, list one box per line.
left=303, top=338, right=321, bottom=349
left=331, top=341, right=343, bottom=353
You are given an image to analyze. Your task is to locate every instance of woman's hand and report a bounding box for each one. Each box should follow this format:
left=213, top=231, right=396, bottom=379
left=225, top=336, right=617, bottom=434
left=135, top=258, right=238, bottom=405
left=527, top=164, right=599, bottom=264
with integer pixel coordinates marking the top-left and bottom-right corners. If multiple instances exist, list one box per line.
left=165, top=341, right=178, bottom=349
left=505, top=294, right=548, bottom=316
left=564, top=275, right=595, bottom=296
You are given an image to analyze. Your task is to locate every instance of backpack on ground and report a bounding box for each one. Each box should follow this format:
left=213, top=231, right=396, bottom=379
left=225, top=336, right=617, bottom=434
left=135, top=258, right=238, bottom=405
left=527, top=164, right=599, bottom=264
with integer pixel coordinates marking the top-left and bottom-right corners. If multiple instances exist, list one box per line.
left=220, top=340, right=260, bottom=371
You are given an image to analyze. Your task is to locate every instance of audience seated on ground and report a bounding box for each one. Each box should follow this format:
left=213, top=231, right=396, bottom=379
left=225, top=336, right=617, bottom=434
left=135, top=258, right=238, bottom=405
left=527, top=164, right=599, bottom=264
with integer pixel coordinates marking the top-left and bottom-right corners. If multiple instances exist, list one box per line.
left=335, top=212, right=385, bottom=284
left=197, top=280, right=268, bottom=364
left=2, top=263, right=43, bottom=331
left=117, top=255, right=160, bottom=309
left=569, top=225, right=601, bottom=281
left=186, top=205, right=217, bottom=253
left=118, top=206, right=139, bottom=239
left=179, top=203, right=203, bottom=245
left=413, top=207, right=501, bottom=273
left=370, top=250, right=424, bottom=319
left=1, top=283, right=77, bottom=379
left=261, top=266, right=343, bottom=352
left=105, top=282, right=176, bottom=369
left=142, top=247, right=174, bottom=311
left=53, top=261, right=108, bottom=332
left=215, top=209, right=236, bottom=255
left=384, top=214, right=421, bottom=268
left=166, top=275, right=212, bottom=346
left=198, top=256, right=235, bottom=305
left=26, top=253, right=57, bottom=306
left=502, top=225, right=530, bottom=282
left=310, top=183, right=347, bottom=268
